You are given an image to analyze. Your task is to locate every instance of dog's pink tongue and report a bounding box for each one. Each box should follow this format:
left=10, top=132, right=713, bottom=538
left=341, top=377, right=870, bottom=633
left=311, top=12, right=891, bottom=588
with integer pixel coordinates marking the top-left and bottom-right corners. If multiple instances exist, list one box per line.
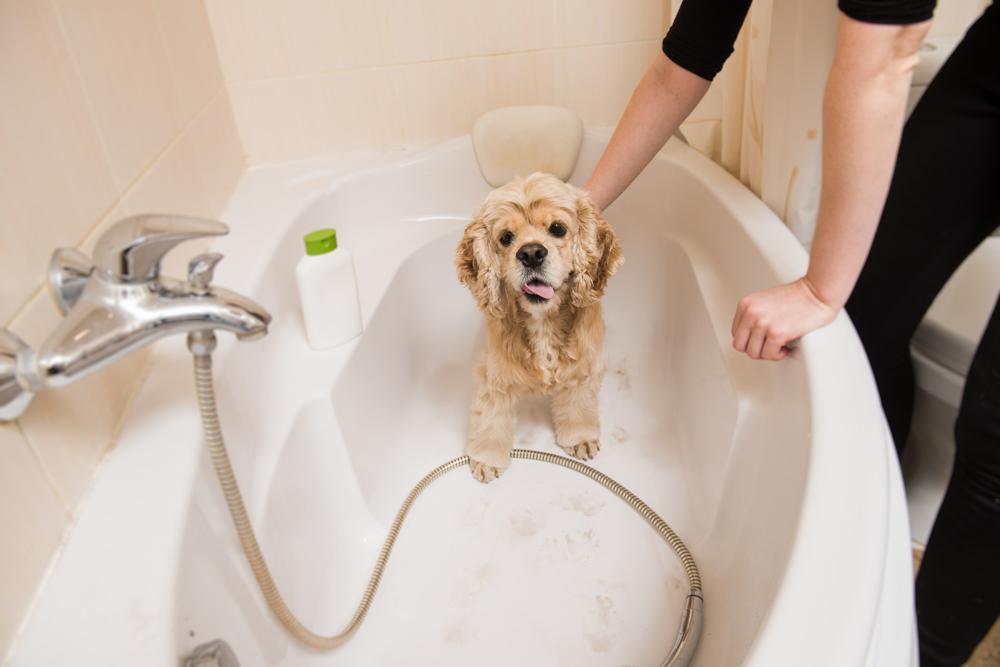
left=523, top=282, right=555, bottom=300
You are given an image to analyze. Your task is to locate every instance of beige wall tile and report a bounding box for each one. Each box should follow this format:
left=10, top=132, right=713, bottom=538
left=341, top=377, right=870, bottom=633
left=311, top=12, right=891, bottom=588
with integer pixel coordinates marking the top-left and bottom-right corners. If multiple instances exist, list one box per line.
left=54, top=0, right=184, bottom=190
left=123, top=108, right=228, bottom=221
left=552, top=0, right=670, bottom=48
left=929, top=0, right=986, bottom=37
left=125, top=91, right=244, bottom=223
left=8, top=233, right=154, bottom=513
left=380, top=0, right=555, bottom=67
left=205, top=0, right=383, bottom=82
left=212, top=1, right=672, bottom=164
left=125, top=91, right=244, bottom=278
left=0, top=423, right=69, bottom=652
left=206, top=0, right=558, bottom=83
left=203, top=0, right=284, bottom=82
left=0, top=0, right=118, bottom=325
left=230, top=39, right=661, bottom=165
left=549, top=41, right=657, bottom=127
left=186, top=92, right=246, bottom=222
left=282, top=0, right=382, bottom=75
left=230, top=69, right=402, bottom=163
left=152, top=0, right=225, bottom=125
left=623, top=0, right=672, bottom=44
left=389, top=58, right=493, bottom=148
left=390, top=50, right=554, bottom=148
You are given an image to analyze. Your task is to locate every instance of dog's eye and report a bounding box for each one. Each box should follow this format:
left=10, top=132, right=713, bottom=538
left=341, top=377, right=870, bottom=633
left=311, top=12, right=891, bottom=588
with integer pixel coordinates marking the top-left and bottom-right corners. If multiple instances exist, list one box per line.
left=548, top=222, right=567, bottom=238
left=499, top=231, right=514, bottom=246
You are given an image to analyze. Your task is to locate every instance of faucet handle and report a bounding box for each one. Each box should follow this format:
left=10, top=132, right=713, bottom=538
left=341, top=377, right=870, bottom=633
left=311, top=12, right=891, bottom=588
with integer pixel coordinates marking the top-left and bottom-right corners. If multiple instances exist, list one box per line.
left=187, top=253, right=223, bottom=295
left=48, top=248, right=94, bottom=315
left=0, top=330, right=35, bottom=421
left=93, top=214, right=228, bottom=283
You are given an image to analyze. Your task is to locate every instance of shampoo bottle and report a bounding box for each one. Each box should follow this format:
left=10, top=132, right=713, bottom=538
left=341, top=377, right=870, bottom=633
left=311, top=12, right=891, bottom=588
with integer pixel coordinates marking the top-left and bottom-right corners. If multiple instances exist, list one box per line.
left=295, top=228, right=362, bottom=349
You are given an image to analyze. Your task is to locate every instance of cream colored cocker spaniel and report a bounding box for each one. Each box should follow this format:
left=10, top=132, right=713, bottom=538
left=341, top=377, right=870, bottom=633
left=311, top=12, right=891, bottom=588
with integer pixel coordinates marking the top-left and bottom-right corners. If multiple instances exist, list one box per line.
left=456, top=172, right=623, bottom=482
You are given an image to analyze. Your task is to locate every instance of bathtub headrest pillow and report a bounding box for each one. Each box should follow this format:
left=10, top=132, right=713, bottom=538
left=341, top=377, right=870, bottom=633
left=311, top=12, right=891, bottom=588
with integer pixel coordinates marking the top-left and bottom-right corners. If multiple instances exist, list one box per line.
left=472, top=106, right=584, bottom=187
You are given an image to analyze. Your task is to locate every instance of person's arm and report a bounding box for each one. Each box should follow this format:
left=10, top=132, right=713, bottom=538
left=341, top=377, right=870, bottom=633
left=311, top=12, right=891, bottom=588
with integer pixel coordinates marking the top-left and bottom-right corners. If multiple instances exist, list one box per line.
left=583, top=55, right=709, bottom=211
left=585, top=0, right=752, bottom=210
left=731, top=15, right=932, bottom=361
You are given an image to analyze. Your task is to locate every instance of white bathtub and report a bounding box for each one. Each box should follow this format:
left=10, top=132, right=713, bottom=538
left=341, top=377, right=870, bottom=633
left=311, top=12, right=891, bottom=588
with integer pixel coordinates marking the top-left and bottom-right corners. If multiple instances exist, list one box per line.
left=12, top=131, right=915, bottom=666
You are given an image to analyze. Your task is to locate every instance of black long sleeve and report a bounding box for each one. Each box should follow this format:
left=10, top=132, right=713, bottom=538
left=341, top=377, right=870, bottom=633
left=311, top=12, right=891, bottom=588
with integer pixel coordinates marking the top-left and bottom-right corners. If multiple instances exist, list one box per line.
left=662, top=0, right=937, bottom=81
left=838, top=0, right=935, bottom=24
left=661, top=0, right=753, bottom=81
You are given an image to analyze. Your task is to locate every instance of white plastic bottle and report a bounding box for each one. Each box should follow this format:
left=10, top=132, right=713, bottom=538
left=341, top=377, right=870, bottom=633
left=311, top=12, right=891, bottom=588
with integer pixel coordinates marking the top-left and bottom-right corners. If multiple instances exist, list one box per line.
left=295, top=228, right=363, bottom=349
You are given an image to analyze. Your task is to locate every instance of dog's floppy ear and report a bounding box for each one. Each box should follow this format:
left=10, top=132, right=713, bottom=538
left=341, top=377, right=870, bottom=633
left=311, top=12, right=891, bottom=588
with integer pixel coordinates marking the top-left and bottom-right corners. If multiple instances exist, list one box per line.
left=570, top=191, right=623, bottom=308
left=456, top=211, right=506, bottom=319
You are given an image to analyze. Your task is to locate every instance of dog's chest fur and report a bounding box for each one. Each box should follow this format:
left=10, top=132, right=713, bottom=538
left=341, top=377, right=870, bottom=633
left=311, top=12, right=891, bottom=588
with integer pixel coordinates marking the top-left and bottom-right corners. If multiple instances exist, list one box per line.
left=485, top=304, right=602, bottom=393
left=522, top=315, right=565, bottom=385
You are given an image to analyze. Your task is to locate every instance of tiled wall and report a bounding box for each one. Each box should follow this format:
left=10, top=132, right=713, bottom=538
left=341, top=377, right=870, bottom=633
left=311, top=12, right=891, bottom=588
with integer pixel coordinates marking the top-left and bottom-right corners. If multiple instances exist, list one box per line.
left=201, top=0, right=992, bottom=166
left=0, top=0, right=244, bottom=658
left=205, top=0, right=676, bottom=164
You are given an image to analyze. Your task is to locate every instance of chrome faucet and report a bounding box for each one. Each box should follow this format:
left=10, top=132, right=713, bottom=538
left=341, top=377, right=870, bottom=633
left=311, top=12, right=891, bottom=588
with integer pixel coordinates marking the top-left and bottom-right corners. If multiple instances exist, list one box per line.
left=0, top=214, right=271, bottom=421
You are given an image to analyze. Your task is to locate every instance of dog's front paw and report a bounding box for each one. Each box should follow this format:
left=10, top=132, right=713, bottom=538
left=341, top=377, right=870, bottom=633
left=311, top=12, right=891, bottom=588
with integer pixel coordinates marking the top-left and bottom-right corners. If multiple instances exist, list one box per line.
left=469, top=458, right=508, bottom=483
left=560, top=439, right=600, bottom=461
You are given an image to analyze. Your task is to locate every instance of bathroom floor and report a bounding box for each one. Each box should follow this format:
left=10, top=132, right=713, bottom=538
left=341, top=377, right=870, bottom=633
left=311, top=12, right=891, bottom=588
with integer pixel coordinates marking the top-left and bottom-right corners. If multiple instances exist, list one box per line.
left=912, top=547, right=1000, bottom=666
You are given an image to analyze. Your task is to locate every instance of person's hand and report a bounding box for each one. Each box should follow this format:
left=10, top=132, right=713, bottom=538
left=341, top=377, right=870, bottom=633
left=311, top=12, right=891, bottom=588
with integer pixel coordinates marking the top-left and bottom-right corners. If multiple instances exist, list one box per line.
left=731, top=277, right=838, bottom=361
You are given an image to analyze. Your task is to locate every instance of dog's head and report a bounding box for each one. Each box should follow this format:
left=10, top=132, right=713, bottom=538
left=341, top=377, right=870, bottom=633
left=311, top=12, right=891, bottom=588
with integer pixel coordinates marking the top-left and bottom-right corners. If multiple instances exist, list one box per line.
left=456, top=172, right=623, bottom=318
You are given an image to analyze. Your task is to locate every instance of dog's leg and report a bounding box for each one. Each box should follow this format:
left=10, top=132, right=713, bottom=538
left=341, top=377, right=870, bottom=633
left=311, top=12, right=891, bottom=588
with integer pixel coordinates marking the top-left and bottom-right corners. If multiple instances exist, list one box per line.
left=466, top=377, right=516, bottom=483
left=552, top=381, right=601, bottom=460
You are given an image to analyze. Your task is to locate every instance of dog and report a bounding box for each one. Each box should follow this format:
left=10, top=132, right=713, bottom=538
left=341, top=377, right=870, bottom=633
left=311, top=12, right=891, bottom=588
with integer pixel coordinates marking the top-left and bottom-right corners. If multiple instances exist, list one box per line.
left=456, top=172, right=623, bottom=483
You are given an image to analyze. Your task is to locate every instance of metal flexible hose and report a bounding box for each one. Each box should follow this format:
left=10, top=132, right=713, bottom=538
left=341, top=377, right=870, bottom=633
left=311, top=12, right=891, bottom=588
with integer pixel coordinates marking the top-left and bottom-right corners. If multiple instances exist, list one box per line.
left=191, top=342, right=703, bottom=665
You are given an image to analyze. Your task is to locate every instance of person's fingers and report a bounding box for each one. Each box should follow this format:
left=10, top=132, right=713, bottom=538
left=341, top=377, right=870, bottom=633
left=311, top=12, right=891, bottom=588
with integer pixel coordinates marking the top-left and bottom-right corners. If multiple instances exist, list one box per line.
left=761, top=334, right=788, bottom=361
left=732, top=312, right=752, bottom=352
left=746, top=323, right=767, bottom=359
left=732, top=298, right=748, bottom=337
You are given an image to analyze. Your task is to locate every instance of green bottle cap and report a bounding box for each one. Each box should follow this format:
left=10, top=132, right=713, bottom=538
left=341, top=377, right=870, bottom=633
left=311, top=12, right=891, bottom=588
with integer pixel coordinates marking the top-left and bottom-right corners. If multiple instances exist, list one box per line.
left=304, top=228, right=338, bottom=256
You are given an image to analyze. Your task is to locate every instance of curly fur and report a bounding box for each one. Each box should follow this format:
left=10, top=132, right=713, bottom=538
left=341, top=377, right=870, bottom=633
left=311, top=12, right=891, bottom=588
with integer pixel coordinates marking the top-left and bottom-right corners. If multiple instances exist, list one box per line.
left=456, top=172, right=623, bottom=482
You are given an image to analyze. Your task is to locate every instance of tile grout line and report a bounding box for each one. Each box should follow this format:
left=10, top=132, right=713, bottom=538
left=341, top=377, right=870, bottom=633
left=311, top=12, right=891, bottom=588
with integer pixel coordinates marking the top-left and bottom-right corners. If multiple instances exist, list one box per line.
left=11, top=421, right=70, bottom=516
left=48, top=0, right=117, bottom=205
left=75, top=86, right=228, bottom=250
left=226, top=38, right=663, bottom=88
left=2, top=287, right=45, bottom=331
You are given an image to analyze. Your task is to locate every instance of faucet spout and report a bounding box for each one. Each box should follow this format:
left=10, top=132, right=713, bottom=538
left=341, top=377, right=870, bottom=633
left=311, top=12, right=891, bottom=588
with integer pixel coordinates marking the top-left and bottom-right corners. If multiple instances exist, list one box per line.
left=32, top=279, right=270, bottom=389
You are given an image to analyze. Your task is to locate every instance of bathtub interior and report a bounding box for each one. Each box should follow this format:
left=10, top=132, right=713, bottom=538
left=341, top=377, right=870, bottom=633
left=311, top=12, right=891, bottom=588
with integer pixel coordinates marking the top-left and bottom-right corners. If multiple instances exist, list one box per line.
left=175, top=136, right=813, bottom=666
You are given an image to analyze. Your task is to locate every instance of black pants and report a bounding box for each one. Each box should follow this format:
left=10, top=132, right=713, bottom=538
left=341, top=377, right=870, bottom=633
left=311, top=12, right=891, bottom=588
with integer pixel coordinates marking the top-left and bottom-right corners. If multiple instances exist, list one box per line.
left=845, top=5, right=1000, bottom=665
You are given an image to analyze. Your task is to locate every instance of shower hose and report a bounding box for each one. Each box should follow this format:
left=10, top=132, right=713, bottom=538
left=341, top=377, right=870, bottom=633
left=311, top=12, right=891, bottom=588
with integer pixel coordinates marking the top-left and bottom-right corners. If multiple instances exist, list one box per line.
left=188, top=331, right=703, bottom=666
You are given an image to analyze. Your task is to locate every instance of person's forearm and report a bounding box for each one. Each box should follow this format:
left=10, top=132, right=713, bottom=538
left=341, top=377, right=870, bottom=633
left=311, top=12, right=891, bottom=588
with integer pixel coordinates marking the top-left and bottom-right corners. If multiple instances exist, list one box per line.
left=806, top=16, right=932, bottom=309
left=584, top=53, right=710, bottom=211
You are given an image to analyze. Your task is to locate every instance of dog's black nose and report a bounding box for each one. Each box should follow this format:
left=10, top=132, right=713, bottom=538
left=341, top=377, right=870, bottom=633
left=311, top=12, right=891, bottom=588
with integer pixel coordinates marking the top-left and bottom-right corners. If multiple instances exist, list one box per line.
left=516, top=243, right=548, bottom=268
